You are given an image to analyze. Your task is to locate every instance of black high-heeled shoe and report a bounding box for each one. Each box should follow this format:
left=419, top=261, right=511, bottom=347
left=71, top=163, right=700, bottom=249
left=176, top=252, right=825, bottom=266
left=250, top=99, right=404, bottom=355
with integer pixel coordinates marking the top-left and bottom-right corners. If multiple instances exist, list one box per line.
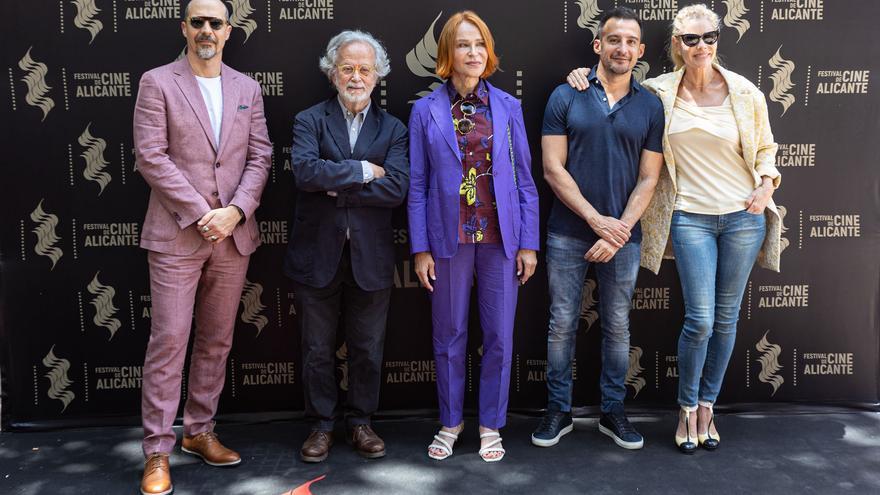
left=698, top=407, right=720, bottom=450
left=675, top=408, right=697, bottom=454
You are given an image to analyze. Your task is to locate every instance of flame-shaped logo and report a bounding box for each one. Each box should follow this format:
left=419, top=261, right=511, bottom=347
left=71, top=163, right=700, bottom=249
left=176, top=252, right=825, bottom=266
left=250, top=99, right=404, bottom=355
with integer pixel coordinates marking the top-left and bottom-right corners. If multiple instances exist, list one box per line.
left=239, top=279, right=268, bottom=336
left=78, top=122, right=112, bottom=195
left=226, top=0, right=257, bottom=43
left=406, top=12, right=445, bottom=103
left=625, top=346, right=646, bottom=398
left=575, top=0, right=602, bottom=39
left=632, top=61, right=650, bottom=83
left=30, top=199, right=63, bottom=270
left=768, top=45, right=796, bottom=116
left=336, top=342, right=349, bottom=391
left=579, top=278, right=599, bottom=331
left=43, top=345, right=75, bottom=412
left=18, top=47, right=55, bottom=121
left=777, top=205, right=790, bottom=252
left=722, top=0, right=750, bottom=43
left=756, top=330, right=784, bottom=396
left=87, top=271, right=122, bottom=340
left=71, top=0, right=103, bottom=44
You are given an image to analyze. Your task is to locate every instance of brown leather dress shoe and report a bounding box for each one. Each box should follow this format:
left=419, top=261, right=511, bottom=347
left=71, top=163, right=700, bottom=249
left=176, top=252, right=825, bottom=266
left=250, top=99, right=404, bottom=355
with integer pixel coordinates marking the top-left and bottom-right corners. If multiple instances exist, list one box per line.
left=141, top=452, right=172, bottom=495
left=348, top=424, right=386, bottom=459
left=181, top=431, right=241, bottom=466
left=301, top=430, right=333, bottom=463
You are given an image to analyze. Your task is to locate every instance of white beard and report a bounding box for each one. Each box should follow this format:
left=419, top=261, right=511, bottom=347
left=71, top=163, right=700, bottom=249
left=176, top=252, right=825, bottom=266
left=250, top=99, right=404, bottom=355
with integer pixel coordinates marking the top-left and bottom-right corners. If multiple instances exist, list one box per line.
left=337, top=88, right=371, bottom=106
left=196, top=45, right=217, bottom=60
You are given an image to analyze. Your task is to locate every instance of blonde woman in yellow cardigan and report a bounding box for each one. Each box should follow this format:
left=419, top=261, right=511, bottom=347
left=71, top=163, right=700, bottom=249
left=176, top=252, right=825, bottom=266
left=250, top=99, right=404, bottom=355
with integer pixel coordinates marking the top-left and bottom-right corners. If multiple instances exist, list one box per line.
left=566, top=3, right=782, bottom=454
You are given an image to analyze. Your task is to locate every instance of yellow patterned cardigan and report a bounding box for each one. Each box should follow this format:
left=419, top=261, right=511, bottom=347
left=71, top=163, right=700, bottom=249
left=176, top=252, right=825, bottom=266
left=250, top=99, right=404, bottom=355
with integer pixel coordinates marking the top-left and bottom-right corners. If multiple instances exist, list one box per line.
left=638, top=65, right=784, bottom=274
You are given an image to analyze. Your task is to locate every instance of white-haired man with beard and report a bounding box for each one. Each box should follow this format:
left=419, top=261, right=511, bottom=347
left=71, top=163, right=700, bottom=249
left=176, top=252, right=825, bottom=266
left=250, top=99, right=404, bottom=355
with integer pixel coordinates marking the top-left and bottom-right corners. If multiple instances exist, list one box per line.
left=134, top=0, right=271, bottom=493
left=283, top=30, right=409, bottom=463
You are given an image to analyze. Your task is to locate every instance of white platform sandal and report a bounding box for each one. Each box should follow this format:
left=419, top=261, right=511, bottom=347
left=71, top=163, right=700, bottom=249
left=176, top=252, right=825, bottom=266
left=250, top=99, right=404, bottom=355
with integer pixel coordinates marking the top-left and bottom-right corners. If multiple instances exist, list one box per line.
left=428, top=427, right=462, bottom=460
left=478, top=431, right=506, bottom=462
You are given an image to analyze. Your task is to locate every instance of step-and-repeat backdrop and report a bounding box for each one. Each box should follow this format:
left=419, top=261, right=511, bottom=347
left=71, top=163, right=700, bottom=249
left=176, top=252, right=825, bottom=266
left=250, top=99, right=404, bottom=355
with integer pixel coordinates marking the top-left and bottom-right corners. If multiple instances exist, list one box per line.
left=2, top=0, right=878, bottom=428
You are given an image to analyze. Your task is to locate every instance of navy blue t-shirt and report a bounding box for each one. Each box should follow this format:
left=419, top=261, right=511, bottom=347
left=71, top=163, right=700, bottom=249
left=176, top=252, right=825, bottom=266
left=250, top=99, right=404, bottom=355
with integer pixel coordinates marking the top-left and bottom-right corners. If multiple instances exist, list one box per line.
left=542, top=69, right=664, bottom=245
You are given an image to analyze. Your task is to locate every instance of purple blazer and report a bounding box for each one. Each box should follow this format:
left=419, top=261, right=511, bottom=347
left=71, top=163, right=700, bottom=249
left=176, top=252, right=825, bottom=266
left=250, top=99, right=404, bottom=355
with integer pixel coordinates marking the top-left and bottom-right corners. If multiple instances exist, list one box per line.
left=407, top=81, right=539, bottom=260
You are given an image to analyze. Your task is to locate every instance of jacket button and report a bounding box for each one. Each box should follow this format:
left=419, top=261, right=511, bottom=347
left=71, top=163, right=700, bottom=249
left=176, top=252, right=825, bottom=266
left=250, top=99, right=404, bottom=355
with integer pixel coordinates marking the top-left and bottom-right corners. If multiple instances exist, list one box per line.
left=212, top=191, right=219, bottom=197
left=215, top=162, right=221, bottom=168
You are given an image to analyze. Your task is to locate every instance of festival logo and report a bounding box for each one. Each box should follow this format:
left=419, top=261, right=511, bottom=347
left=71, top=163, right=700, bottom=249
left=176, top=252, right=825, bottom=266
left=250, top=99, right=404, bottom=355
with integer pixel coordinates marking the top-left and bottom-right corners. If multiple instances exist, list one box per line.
left=625, top=346, right=646, bottom=398
left=275, top=0, right=335, bottom=21
left=72, top=71, right=132, bottom=98
left=385, top=360, right=436, bottom=384
left=777, top=205, right=790, bottom=252
left=87, top=271, right=123, bottom=340
left=93, top=366, right=142, bottom=391
left=768, top=0, right=825, bottom=21
left=807, top=213, right=861, bottom=239
left=768, top=45, right=796, bottom=116
left=81, top=222, right=140, bottom=248
left=78, top=123, right=112, bottom=195
left=814, top=70, right=870, bottom=95
left=238, top=360, right=296, bottom=386
left=722, top=0, right=750, bottom=42
left=776, top=143, right=816, bottom=167
left=757, top=284, right=809, bottom=309
left=575, top=0, right=602, bottom=39
left=801, top=352, right=854, bottom=376
left=43, top=345, right=75, bottom=412
left=18, top=47, right=55, bottom=121
left=71, top=0, right=104, bottom=44
left=122, top=0, right=181, bottom=20
left=406, top=12, right=444, bottom=103
left=239, top=278, right=269, bottom=336
left=30, top=199, right=63, bottom=270
left=632, top=61, right=650, bottom=83
left=258, top=219, right=288, bottom=244
left=242, top=71, right=285, bottom=96
left=227, top=0, right=257, bottom=43
left=617, top=0, right=677, bottom=21
left=632, top=286, right=670, bottom=310
left=756, top=331, right=784, bottom=396
left=336, top=343, right=349, bottom=391
left=579, top=278, right=599, bottom=331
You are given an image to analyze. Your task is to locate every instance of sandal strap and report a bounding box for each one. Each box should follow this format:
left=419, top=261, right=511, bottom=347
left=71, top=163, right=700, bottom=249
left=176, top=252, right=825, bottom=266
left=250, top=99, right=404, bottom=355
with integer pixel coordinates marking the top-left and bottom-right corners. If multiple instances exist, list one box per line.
left=479, top=431, right=501, bottom=439
left=430, top=435, right=452, bottom=453
left=436, top=430, right=459, bottom=441
left=479, top=437, right=503, bottom=450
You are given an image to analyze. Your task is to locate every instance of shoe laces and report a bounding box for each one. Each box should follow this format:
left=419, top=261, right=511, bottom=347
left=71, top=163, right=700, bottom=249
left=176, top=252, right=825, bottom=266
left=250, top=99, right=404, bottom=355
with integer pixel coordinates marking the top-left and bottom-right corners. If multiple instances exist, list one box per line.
left=145, top=453, right=168, bottom=475
left=609, top=411, right=636, bottom=435
left=193, top=431, right=219, bottom=445
left=538, top=412, right=562, bottom=432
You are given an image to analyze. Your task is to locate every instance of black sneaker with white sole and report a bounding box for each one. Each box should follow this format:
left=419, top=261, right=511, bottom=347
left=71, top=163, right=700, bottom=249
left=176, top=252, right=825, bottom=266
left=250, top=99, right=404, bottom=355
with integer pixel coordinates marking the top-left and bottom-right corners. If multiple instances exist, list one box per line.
left=531, top=410, right=574, bottom=447
left=598, top=405, right=644, bottom=449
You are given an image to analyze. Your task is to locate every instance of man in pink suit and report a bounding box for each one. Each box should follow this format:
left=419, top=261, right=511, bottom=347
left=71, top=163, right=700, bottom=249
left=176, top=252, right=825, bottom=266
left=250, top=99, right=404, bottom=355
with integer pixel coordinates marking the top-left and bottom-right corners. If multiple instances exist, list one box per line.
left=133, top=1, right=271, bottom=493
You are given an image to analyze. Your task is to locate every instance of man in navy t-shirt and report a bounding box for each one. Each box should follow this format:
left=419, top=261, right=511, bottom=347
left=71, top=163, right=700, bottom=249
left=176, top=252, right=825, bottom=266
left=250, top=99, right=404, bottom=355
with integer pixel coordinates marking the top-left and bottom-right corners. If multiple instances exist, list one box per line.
left=531, top=7, right=664, bottom=451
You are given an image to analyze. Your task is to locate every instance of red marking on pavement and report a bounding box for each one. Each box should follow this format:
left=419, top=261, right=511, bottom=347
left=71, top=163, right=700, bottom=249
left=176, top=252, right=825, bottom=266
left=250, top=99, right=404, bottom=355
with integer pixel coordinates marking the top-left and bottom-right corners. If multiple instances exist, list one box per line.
left=281, top=474, right=327, bottom=495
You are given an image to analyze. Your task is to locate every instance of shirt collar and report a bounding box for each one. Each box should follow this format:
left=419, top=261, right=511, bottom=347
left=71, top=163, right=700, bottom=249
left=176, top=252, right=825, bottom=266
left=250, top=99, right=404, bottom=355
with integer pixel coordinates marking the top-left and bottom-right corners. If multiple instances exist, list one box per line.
left=337, top=96, right=371, bottom=121
left=588, top=65, right=642, bottom=92
left=446, top=79, right=490, bottom=105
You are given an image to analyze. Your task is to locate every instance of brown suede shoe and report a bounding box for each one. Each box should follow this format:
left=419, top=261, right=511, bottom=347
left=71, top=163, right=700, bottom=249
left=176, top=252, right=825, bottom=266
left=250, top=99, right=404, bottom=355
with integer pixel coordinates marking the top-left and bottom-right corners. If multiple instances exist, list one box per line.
left=141, top=452, right=172, bottom=495
left=181, top=431, right=241, bottom=466
left=348, top=424, right=386, bottom=459
left=301, top=430, right=333, bottom=463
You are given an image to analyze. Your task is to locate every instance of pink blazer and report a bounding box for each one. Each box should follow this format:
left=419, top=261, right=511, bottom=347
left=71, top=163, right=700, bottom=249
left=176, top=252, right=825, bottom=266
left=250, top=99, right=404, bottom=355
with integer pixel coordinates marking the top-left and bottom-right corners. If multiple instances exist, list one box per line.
left=133, top=58, right=272, bottom=256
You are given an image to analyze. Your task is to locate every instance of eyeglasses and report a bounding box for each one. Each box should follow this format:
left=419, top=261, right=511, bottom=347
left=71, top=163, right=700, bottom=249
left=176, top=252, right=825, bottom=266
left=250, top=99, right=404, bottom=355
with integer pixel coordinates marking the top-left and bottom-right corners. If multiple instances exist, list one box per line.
left=676, top=30, right=719, bottom=47
left=188, top=17, right=226, bottom=30
left=336, top=64, right=376, bottom=78
left=452, top=100, right=476, bottom=135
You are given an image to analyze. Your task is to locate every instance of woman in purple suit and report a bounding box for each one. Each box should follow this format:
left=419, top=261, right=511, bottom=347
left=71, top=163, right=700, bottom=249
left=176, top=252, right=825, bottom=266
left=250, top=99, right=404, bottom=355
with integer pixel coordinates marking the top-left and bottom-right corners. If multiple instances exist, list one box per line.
left=407, top=10, right=540, bottom=462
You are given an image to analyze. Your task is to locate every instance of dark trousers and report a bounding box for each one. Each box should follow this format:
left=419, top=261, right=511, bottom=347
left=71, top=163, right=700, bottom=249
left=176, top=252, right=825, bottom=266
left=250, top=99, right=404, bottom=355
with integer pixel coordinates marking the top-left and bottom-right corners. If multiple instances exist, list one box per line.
left=294, top=243, right=391, bottom=431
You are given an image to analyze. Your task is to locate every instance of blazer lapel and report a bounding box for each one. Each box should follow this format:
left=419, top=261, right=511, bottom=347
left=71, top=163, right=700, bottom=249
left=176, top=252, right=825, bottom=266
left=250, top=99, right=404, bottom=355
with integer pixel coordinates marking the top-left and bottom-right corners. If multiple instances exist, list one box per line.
left=172, top=58, right=217, bottom=152
left=216, top=63, right=240, bottom=158
left=654, top=69, right=684, bottom=188
left=325, top=99, right=353, bottom=159
left=486, top=81, right=509, bottom=180
left=719, top=66, right=757, bottom=168
left=427, top=87, right=461, bottom=164
left=352, top=103, right=380, bottom=159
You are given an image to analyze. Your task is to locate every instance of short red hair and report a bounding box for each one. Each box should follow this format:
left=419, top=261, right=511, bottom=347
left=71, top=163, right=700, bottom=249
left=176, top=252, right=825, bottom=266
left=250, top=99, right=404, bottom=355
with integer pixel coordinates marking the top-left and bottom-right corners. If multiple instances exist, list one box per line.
left=435, top=11, right=500, bottom=80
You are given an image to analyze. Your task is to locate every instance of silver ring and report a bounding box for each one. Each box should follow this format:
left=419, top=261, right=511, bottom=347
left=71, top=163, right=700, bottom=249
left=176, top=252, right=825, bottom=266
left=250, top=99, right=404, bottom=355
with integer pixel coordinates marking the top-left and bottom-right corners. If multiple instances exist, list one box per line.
left=210, top=235, right=218, bottom=241
left=202, top=226, right=210, bottom=232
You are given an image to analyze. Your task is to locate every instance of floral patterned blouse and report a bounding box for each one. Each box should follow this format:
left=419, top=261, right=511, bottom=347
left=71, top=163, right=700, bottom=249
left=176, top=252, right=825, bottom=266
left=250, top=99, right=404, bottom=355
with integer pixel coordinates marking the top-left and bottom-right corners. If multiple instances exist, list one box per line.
left=448, top=80, right=500, bottom=244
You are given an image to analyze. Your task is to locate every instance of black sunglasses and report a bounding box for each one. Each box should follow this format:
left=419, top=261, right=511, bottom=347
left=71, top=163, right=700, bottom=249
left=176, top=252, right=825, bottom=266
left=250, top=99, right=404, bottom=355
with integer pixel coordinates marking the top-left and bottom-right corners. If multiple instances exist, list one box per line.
left=677, top=30, right=720, bottom=47
left=188, top=17, right=226, bottom=30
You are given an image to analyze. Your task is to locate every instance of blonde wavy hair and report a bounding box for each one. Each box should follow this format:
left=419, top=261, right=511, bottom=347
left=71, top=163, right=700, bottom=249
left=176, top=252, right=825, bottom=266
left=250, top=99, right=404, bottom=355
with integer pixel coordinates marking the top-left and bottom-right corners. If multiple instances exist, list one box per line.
left=669, top=4, right=721, bottom=70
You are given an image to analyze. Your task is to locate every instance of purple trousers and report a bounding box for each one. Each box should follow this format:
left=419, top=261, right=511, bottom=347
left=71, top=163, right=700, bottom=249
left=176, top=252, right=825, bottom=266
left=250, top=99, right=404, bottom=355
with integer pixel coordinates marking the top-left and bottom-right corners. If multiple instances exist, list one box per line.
left=141, top=239, right=249, bottom=456
left=431, top=242, right=518, bottom=429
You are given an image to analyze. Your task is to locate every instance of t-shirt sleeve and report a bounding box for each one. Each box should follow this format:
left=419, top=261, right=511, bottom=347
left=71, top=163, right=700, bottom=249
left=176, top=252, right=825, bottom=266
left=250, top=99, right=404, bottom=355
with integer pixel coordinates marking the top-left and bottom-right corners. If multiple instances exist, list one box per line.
left=541, top=85, right=573, bottom=136
left=644, top=100, right=665, bottom=153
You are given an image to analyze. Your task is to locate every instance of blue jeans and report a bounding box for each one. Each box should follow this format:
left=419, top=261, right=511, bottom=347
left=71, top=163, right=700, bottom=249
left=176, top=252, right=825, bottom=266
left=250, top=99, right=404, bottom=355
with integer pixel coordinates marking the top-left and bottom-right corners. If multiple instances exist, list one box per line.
left=671, top=210, right=766, bottom=408
left=545, top=232, right=640, bottom=414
